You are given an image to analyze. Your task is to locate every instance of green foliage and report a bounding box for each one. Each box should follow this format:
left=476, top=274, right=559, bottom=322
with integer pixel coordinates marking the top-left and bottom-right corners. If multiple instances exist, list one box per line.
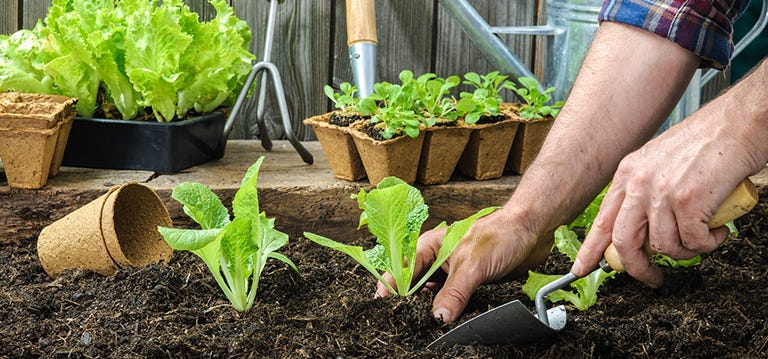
left=359, top=70, right=422, bottom=139
left=158, top=157, right=297, bottom=312
left=505, top=77, right=564, bottom=120
left=0, top=0, right=254, bottom=121
left=455, top=71, right=510, bottom=124
left=523, top=185, right=614, bottom=311
left=522, top=226, right=616, bottom=311
left=304, top=176, right=497, bottom=296
left=412, top=73, right=461, bottom=125
left=324, top=82, right=360, bottom=114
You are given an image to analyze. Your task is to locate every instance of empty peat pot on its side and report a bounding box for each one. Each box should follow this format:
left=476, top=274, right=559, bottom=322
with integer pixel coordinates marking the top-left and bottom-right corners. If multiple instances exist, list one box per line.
left=303, top=112, right=366, bottom=181
left=457, top=107, right=520, bottom=181
left=37, top=182, right=174, bottom=277
left=348, top=120, right=425, bottom=186
left=417, top=121, right=472, bottom=185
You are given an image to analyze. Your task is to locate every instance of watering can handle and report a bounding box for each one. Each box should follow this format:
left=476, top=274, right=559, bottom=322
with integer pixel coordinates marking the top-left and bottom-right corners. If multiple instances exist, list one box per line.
left=701, top=0, right=768, bottom=85
left=603, top=178, right=759, bottom=272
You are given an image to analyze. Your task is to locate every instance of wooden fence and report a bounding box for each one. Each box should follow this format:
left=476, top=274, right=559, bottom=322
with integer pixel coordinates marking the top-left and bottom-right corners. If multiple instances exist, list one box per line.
left=0, top=0, right=727, bottom=141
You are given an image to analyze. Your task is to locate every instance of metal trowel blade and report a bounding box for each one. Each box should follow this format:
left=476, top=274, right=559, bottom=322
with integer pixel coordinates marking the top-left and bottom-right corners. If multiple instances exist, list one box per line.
left=427, top=300, right=566, bottom=349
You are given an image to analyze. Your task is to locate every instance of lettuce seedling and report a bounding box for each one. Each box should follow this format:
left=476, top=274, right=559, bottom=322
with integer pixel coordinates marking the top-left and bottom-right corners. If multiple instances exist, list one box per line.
left=455, top=71, right=510, bottom=124
left=158, top=156, right=297, bottom=312
left=324, top=82, right=360, bottom=115
left=504, top=77, right=564, bottom=120
left=304, top=177, right=497, bottom=296
left=523, top=226, right=616, bottom=310
left=412, top=73, right=461, bottom=125
left=359, top=70, right=422, bottom=139
left=522, top=186, right=614, bottom=311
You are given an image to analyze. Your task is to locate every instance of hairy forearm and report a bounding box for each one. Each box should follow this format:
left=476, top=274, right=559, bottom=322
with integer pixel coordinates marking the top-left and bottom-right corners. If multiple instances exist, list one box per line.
left=501, top=22, right=700, bottom=238
left=705, top=58, right=768, bottom=174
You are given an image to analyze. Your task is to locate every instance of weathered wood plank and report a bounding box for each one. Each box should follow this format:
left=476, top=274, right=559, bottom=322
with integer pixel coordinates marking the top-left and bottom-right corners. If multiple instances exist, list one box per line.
left=21, top=0, right=50, bottom=30
left=229, top=0, right=331, bottom=141
left=435, top=0, right=537, bottom=101
left=0, top=140, right=523, bottom=246
left=0, top=1, right=19, bottom=35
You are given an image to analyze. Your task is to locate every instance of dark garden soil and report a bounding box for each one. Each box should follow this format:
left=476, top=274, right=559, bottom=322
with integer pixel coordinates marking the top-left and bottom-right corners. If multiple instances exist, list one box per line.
left=3, top=194, right=768, bottom=358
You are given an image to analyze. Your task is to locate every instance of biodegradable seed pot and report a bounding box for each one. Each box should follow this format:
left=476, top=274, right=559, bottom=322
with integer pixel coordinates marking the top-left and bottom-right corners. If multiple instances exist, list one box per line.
left=457, top=114, right=520, bottom=181
left=506, top=115, right=555, bottom=174
left=303, top=112, right=366, bottom=181
left=348, top=120, right=425, bottom=186
left=37, top=182, right=174, bottom=277
left=0, top=92, right=78, bottom=189
left=417, top=122, right=472, bottom=185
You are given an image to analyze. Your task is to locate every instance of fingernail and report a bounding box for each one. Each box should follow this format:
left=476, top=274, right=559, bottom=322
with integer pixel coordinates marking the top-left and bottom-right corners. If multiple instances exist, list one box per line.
left=571, top=258, right=582, bottom=274
left=433, top=307, right=450, bottom=322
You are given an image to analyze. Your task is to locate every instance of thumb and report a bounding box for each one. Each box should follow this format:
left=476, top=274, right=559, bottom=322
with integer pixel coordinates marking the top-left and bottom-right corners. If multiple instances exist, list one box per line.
left=431, top=270, right=481, bottom=323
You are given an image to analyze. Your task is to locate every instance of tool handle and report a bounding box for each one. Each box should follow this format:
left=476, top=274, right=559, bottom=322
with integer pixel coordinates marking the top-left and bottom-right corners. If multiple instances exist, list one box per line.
left=346, top=0, right=378, bottom=46
left=603, top=178, right=759, bottom=271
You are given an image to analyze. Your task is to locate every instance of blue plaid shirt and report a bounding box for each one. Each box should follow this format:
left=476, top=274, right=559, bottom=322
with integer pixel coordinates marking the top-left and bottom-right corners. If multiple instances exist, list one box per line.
left=599, top=0, right=751, bottom=69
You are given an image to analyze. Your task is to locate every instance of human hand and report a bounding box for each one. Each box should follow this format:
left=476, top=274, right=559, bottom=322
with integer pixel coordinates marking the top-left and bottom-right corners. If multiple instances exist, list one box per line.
left=375, top=209, right=552, bottom=323
left=571, top=109, right=761, bottom=287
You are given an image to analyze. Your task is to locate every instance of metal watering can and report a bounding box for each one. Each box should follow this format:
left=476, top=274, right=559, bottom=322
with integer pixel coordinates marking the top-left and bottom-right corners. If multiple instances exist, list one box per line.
left=439, top=0, right=768, bottom=129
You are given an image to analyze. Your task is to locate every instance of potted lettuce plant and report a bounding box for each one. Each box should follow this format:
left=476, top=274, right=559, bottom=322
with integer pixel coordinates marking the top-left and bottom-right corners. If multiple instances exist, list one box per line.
left=411, top=72, right=471, bottom=185
left=349, top=70, right=427, bottom=186
left=504, top=76, right=564, bottom=174
left=0, top=0, right=254, bottom=173
left=454, top=71, right=521, bottom=180
left=303, top=82, right=366, bottom=181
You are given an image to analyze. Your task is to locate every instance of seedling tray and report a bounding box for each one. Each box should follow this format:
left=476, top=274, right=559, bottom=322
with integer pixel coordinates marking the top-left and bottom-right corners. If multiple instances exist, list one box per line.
left=61, top=111, right=227, bottom=173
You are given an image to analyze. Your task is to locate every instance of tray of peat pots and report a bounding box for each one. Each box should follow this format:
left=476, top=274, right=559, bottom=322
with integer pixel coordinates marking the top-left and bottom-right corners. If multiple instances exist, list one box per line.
left=349, top=70, right=476, bottom=186
left=0, top=0, right=255, bottom=173
left=504, top=77, right=564, bottom=174
left=303, top=83, right=368, bottom=181
left=454, top=71, right=522, bottom=181
left=0, top=92, right=78, bottom=189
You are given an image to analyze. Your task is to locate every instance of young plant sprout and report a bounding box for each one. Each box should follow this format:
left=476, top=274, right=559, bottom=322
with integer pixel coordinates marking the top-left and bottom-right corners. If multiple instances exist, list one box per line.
left=158, top=156, right=297, bottom=312
left=304, top=176, right=497, bottom=296
left=505, top=77, right=565, bottom=119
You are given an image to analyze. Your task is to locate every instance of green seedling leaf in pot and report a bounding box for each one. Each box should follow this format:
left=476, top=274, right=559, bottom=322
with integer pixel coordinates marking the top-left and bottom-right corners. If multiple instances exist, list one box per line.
left=305, top=176, right=497, bottom=296
left=505, top=76, right=565, bottom=120
left=324, top=82, right=360, bottom=114
left=158, top=156, right=296, bottom=312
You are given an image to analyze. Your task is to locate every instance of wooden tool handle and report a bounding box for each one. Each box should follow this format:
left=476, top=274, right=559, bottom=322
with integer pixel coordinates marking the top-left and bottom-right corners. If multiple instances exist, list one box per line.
left=604, top=178, right=759, bottom=271
left=346, top=0, right=378, bottom=46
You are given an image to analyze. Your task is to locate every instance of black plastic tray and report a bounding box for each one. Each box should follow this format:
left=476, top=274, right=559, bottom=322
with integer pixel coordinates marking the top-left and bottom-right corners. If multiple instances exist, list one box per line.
left=61, top=111, right=227, bottom=173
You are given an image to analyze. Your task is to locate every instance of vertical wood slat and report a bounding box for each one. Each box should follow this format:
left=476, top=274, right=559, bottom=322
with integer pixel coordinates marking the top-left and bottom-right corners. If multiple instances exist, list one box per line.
left=435, top=0, right=537, bottom=101
left=21, top=0, right=50, bottom=30
left=230, top=0, right=331, bottom=141
left=0, top=1, right=20, bottom=35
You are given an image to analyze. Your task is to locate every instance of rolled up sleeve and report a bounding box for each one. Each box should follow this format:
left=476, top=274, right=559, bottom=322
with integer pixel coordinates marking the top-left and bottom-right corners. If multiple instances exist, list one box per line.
left=599, top=0, right=750, bottom=69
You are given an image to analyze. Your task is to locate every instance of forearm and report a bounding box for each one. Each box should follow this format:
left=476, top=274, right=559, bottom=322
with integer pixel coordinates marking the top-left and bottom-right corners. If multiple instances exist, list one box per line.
left=501, top=22, right=700, bottom=239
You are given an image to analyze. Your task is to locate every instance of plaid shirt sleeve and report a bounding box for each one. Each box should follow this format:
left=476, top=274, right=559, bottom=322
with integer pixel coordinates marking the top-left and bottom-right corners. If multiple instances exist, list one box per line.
left=599, top=0, right=750, bottom=69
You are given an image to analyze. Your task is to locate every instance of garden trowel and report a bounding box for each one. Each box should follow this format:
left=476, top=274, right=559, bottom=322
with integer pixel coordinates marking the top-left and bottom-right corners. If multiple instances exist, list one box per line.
left=428, top=178, right=759, bottom=348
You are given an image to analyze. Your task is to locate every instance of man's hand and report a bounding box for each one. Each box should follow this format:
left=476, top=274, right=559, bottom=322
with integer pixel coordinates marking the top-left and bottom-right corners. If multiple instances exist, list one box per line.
left=375, top=209, right=552, bottom=323
left=572, top=59, right=768, bottom=286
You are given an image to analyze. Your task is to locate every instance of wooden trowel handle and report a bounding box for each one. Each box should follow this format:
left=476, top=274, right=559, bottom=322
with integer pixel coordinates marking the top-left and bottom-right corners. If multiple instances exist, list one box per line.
left=346, top=0, right=378, bottom=46
left=603, top=178, right=759, bottom=271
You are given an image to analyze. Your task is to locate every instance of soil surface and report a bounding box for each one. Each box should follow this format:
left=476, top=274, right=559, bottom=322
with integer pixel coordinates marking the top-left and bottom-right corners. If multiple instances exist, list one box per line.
left=3, top=193, right=768, bottom=358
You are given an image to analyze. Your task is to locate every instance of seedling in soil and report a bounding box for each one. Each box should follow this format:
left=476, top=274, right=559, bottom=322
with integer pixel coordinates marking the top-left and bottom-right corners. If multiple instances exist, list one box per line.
left=455, top=71, right=509, bottom=124
left=412, top=73, right=461, bottom=126
left=505, top=77, right=564, bottom=120
left=324, top=82, right=360, bottom=115
left=158, top=156, right=297, bottom=312
left=359, top=70, right=422, bottom=139
left=304, top=176, right=497, bottom=296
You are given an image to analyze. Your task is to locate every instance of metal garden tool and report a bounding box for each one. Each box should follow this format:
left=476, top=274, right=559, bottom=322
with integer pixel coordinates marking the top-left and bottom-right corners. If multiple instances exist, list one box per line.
left=429, top=178, right=759, bottom=348
left=345, top=0, right=377, bottom=98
